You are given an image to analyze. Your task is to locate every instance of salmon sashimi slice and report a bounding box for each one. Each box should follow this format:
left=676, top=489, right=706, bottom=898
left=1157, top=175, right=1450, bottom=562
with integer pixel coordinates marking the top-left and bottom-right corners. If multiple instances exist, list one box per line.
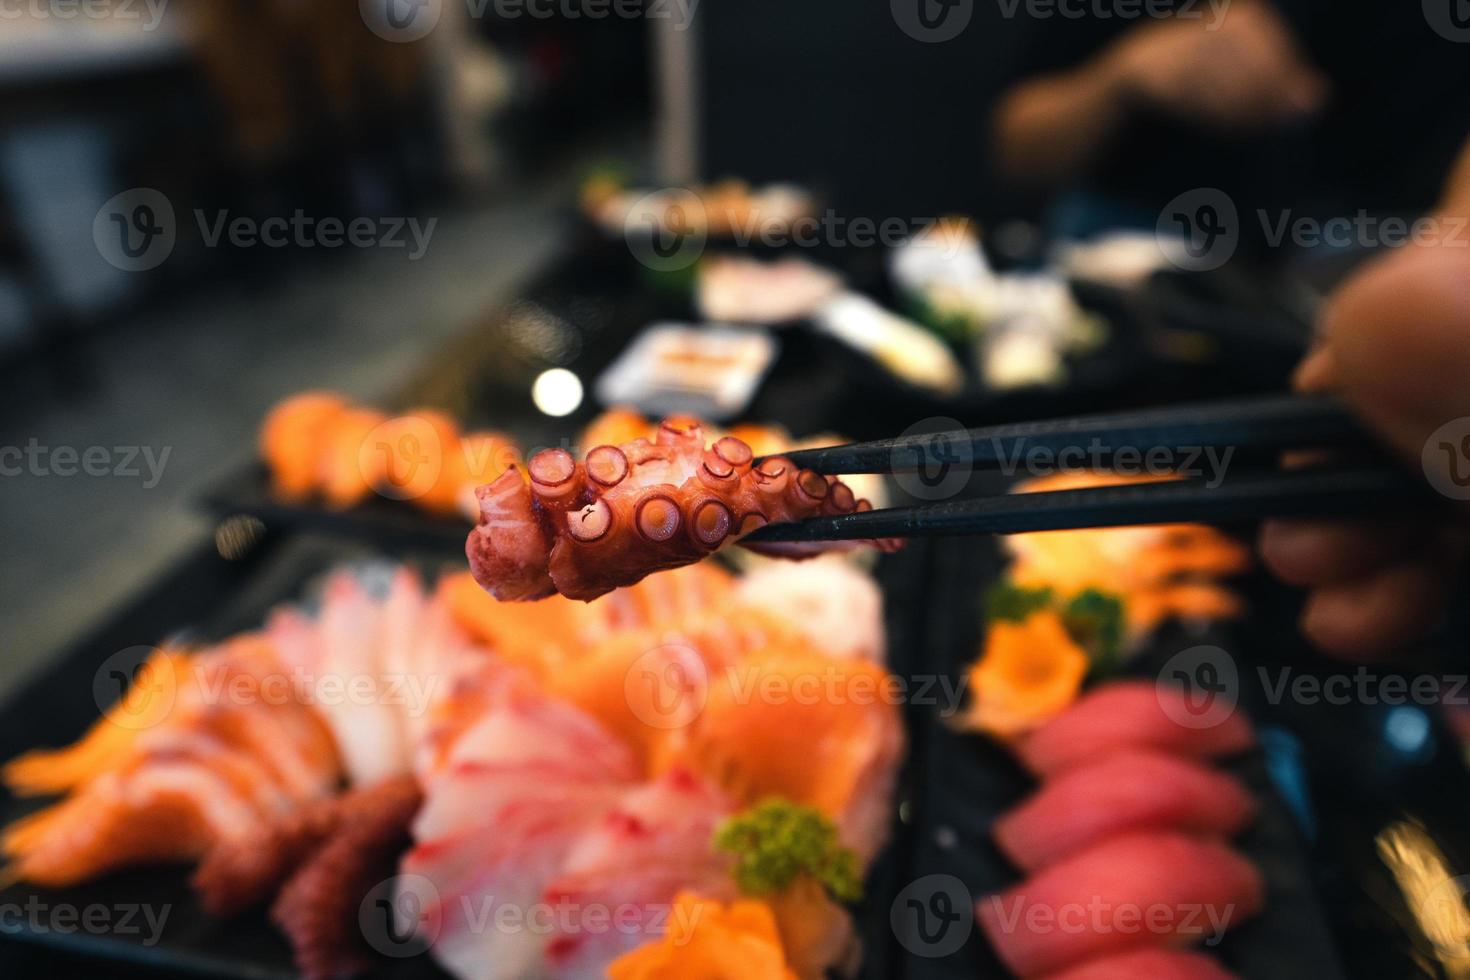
left=3, top=645, right=189, bottom=795
left=259, top=391, right=349, bottom=501
left=678, top=649, right=905, bottom=861
left=1038, top=947, right=1240, bottom=979
left=1016, top=681, right=1254, bottom=777
left=4, top=761, right=266, bottom=887
left=439, top=562, right=737, bottom=680
left=993, top=751, right=1258, bottom=872
left=976, top=832, right=1264, bottom=977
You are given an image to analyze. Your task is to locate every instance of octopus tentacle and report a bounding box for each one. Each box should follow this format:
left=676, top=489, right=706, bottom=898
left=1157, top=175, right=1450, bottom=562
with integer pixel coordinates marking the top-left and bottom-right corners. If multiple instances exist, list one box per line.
left=466, top=419, right=900, bottom=601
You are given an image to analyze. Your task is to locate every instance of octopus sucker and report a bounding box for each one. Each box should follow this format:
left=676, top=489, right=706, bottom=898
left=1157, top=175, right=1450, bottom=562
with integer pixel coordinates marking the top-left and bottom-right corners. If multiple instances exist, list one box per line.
left=568, top=499, right=614, bottom=543
left=467, top=418, right=900, bottom=601
left=825, top=482, right=857, bottom=515
left=585, top=445, right=629, bottom=488
left=690, top=498, right=734, bottom=547
left=713, top=436, right=754, bottom=471
left=528, top=449, right=584, bottom=510
left=635, top=493, right=683, bottom=542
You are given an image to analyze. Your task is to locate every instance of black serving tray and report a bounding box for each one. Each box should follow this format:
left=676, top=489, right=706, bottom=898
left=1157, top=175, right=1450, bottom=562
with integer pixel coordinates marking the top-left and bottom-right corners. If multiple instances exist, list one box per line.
left=899, top=530, right=1350, bottom=979
left=0, top=532, right=471, bottom=979
left=0, top=528, right=934, bottom=980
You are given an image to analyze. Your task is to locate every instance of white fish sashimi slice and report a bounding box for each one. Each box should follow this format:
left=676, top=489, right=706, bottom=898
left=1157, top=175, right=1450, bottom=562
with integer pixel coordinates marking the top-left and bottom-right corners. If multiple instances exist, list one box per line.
left=558, top=770, right=732, bottom=877
left=315, top=573, right=412, bottom=784
left=442, top=691, right=637, bottom=780
left=408, top=806, right=616, bottom=980
left=380, top=567, right=429, bottom=689
left=541, top=770, right=736, bottom=977
left=414, top=762, right=630, bottom=842
left=733, top=554, right=887, bottom=662
left=544, top=866, right=735, bottom=980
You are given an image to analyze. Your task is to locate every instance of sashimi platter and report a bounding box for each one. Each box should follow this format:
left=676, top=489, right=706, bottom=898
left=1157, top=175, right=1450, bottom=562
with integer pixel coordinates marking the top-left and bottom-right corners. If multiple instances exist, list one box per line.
left=0, top=410, right=1359, bottom=978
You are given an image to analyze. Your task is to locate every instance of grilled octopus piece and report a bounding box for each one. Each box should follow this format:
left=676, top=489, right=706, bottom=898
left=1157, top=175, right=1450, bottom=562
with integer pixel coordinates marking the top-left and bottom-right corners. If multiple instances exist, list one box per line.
left=466, top=417, right=898, bottom=601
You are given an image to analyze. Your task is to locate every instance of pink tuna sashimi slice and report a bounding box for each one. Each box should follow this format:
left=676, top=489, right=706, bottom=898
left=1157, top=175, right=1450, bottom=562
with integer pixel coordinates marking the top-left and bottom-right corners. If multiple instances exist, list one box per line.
left=541, top=770, right=737, bottom=978
left=1017, top=681, right=1254, bottom=777
left=993, top=751, right=1257, bottom=872
left=976, top=832, right=1264, bottom=978
left=1039, top=947, right=1240, bottom=979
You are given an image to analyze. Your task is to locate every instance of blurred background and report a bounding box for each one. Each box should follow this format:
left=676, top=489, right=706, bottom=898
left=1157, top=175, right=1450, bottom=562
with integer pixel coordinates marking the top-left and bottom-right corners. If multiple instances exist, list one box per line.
left=0, top=1, right=1467, bottom=683
left=2, top=5, right=1470, bottom=980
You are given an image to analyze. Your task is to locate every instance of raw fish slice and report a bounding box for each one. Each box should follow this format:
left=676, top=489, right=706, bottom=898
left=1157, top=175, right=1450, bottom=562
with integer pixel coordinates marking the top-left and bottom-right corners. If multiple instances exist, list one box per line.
left=1039, top=947, right=1239, bottom=979
left=312, top=573, right=412, bottom=784
left=3, top=646, right=190, bottom=795
left=413, top=762, right=629, bottom=842
left=436, top=680, right=638, bottom=780
left=680, top=649, right=904, bottom=861
left=379, top=567, right=429, bottom=691
left=1017, top=681, right=1254, bottom=777
left=545, top=865, right=736, bottom=979
left=259, top=391, right=349, bottom=500
left=541, top=770, right=737, bottom=978
left=732, top=555, right=886, bottom=663
left=976, top=832, right=1263, bottom=977
left=4, top=761, right=264, bottom=887
left=993, top=751, right=1257, bottom=872
left=582, top=562, right=736, bottom=637
left=408, top=809, right=608, bottom=980
left=133, top=728, right=297, bottom=818
left=438, top=571, right=585, bottom=672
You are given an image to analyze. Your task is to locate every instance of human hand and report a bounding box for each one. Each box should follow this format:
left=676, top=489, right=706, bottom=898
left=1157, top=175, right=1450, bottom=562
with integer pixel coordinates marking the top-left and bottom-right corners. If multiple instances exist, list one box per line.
left=1259, top=241, right=1470, bottom=658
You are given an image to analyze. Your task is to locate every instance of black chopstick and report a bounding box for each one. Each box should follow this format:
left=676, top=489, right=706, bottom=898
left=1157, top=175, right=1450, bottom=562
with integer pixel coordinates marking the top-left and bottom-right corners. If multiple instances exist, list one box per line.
left=741, top=464, right=1430, bottom=543
left=769, top=394, right=1366, bottom=476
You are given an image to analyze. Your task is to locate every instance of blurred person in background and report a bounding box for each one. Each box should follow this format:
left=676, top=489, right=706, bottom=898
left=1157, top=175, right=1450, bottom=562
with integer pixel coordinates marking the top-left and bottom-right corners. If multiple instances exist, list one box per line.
left=991, top=0, right=1470, bottom=253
